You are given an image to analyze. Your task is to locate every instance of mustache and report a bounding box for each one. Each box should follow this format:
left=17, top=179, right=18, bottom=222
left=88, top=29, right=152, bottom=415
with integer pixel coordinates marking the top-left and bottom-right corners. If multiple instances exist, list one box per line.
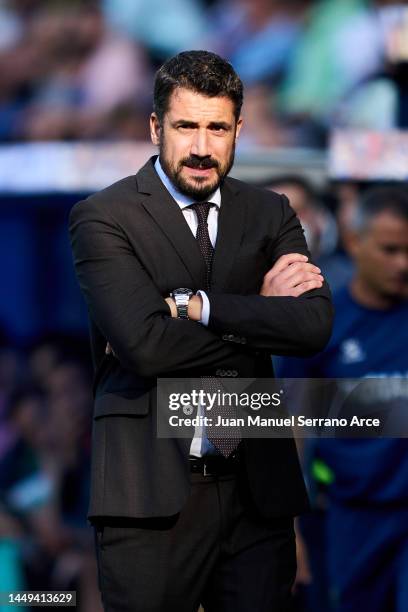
left=181, top=156, right=219, bottom=170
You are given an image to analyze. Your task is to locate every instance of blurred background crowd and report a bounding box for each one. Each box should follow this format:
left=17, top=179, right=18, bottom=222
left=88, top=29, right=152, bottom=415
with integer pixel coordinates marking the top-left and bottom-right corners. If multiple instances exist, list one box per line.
left=0, top=333, right=99, bottom=610
left=0, top=0, right=408, bottom=146
left=0, top=1, right=407, bottom=611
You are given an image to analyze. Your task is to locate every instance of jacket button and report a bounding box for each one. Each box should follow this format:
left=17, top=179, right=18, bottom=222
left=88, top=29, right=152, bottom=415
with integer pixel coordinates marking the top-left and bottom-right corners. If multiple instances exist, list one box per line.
left=222, top=334, right=228, bottom=341
left=227, top=334, right=235, bottom=341
left=216, top=369, right=225, bottom=376
left=231, top=370, right=238, bottom=377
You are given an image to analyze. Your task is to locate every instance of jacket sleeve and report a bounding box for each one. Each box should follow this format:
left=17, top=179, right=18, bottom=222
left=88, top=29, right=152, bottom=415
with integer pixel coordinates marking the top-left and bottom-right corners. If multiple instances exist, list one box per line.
left=69, top=198, right=253, bottom=378
left=206, top=195, right=334, bottom=356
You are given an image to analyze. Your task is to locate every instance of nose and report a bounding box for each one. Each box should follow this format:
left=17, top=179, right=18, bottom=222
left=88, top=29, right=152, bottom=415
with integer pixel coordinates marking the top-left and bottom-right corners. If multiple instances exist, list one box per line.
left=191, top=128, right=210, bottom=158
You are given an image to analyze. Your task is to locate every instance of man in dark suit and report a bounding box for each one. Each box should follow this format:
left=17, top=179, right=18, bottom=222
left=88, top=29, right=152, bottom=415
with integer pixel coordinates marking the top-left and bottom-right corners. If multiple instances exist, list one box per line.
left=69, top=50, right=333, bottom=612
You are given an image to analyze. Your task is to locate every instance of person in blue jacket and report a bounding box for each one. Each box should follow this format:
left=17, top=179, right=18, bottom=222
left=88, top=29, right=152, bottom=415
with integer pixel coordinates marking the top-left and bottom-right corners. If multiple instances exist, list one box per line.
left=277, top=185, right=408, bottom=612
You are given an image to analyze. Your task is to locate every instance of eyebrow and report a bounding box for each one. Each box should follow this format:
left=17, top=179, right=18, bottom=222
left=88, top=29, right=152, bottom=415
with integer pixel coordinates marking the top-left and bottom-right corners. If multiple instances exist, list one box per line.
left=208, top=121, right=232, bottom=130
left=172, top=119, right=233, bottom=130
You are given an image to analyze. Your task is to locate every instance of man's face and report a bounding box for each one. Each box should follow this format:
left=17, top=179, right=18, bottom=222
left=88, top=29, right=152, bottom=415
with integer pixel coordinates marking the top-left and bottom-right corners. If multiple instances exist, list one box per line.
left=351, top=211, right=408, bottom=300
left=150, top=87, right=242, bottom=200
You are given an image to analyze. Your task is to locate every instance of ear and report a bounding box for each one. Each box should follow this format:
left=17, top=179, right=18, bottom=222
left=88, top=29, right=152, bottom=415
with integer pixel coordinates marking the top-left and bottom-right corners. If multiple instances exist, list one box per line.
left=150, top=113, right=161, bottom=146
left=235, top=116, right=243, bottom=141
left=343, top=229, right=360, bottom=258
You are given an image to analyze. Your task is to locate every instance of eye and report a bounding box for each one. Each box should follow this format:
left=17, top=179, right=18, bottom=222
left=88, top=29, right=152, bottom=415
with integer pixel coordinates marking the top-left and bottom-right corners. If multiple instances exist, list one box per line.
left=381, top=245, right=403, bottom=255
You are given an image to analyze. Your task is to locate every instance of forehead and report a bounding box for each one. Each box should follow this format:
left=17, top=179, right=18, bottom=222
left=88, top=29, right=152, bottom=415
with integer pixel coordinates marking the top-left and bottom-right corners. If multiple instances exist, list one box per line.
left=367, top=211, right=408, bottom=242
left=273, top=184, right=310, bottom=209
left=165, top=87, right=236, bottom=123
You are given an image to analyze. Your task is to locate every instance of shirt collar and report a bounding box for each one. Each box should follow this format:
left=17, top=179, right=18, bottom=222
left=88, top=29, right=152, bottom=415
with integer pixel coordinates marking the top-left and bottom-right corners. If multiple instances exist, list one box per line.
left=154, top=157, right=221, bottom=210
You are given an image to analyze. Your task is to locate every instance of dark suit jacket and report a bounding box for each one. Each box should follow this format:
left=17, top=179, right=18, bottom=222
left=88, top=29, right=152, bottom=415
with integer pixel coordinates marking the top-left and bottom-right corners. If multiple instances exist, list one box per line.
left=69, top=157, right=333, bottom=521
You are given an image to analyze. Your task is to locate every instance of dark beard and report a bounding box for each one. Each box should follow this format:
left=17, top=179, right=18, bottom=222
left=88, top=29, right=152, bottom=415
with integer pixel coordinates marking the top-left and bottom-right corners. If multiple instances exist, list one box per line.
left=159, top=145, right=235, bottom=201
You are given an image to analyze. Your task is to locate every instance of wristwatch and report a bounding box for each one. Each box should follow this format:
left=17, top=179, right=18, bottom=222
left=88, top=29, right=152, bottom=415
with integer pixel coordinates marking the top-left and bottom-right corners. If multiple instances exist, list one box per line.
left=170, top=288, right=193, bottom=319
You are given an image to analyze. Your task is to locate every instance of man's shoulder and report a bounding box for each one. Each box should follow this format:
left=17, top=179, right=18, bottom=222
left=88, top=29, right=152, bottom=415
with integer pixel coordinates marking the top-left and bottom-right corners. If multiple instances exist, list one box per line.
left=71, top=156, right=160, bottom=217
left=88, top=174, right=140, bottom=205
left=69, top=157, right=157, bottom=221
left=68, top=174, right=139, bottom=224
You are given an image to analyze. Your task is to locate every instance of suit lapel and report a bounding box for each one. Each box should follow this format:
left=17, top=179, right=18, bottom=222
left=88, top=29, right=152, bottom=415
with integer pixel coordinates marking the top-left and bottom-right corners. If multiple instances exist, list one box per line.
left=211, top=179, right=246, bottom=292
left=136, top=158, right=207, bottom=288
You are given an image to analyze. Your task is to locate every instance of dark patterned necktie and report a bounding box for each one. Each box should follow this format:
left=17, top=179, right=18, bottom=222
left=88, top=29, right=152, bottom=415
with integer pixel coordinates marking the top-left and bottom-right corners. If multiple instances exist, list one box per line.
left=190, top=202, right=214, bottom=291
left=189, top=202, right=241, bottom=457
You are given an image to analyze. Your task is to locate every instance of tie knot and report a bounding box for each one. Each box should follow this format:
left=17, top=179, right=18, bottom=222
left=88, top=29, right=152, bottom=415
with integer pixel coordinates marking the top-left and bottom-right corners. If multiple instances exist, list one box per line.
left=190, top=202, right=212, bottom=223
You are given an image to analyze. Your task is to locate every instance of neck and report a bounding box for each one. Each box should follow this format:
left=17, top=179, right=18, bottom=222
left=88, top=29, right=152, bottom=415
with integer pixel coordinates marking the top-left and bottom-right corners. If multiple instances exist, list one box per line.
left=350, top=277, right=397, bottom=310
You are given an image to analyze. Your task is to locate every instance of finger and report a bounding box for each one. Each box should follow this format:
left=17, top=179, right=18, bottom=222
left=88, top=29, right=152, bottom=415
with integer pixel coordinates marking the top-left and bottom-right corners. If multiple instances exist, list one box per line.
left=105, top=342, right=112, bottom=355
left=291, top=279, right=324, bottom=297
left=260, top=275, right=322, bottom=297
left=278, top=262, right=321, bottom=283
left=285, top=272, right=324, bottom=287
left=263, top=253, right=307, bottom=284
left=265, top=253, right=308, bottom=280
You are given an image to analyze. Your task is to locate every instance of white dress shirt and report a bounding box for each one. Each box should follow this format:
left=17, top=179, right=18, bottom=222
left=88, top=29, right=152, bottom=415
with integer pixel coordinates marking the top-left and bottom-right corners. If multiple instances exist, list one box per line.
left=154, top=157, right=220, bottom=456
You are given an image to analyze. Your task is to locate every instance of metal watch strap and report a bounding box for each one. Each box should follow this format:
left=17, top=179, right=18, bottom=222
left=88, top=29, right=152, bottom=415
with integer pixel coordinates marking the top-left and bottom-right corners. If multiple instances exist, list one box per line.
left=171, top=288, right=193, bottom=319
left=174, top=294, right=189, bottom=319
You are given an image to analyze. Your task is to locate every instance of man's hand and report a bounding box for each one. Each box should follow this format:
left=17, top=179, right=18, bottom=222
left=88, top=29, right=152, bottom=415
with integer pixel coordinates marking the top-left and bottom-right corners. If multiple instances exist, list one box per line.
left=293, top=524, right=312, bottom=593
left=260, top=253, right=324, bottom=297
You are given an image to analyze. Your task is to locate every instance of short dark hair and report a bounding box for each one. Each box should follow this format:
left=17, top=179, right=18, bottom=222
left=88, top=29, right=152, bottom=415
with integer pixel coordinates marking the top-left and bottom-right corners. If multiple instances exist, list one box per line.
left=352, top=185, right=408, bottom=232
left=153, top=50, right=243, bottom=123
left=260, top=174, right=317, bottom=205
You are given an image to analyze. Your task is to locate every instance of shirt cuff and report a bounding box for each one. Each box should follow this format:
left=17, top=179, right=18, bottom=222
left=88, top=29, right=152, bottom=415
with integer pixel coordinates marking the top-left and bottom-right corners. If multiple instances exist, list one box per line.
left=196, top=290, right=210, bottom=326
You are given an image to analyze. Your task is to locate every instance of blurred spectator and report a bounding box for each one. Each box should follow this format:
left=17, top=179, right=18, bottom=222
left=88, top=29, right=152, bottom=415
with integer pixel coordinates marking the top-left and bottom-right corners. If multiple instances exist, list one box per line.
left=279, top=0, right=375, bottom=134
left=261, top=175, right=357, bottom=292
left=262, top=174, right=356, bottom=291
left=277, top=185, right=408, bottom=612
left=238, top=83, right=287, bottom=147
left=261, top=174, right=338, bottom=259
left=0, top=332, right=26, bottom=458
left=28, top=332, right=91, bottom=398
left=316, top=182, right=358, bottom=292
left=279, top=0, right=408, bottom=141
left=1, top=0, right=406, bottom=146
left=207, top=0, right=312, bottom=147
left=0, top=1, right=152, bottom=141
left=102, top=0, right=208, bottom=61
left=0, top=0, right=23, bottom=51
left=333, top=2, right=408, bottom=130
left=0, top=342, right=99, bottom=610
left=208, top=0, right=310, bottom=85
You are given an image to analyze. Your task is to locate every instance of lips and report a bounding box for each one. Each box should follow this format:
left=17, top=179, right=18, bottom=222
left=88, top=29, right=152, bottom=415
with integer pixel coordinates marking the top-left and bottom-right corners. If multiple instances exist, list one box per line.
left=184, top=165, right=215, bottom=176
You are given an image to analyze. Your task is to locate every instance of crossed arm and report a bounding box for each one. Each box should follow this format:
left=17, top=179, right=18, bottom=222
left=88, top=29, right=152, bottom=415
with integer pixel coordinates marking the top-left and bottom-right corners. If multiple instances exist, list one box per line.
left=70, top=197, right=333, bottom=377
left=164, top=252, right=330, bottom=356
left=166, top=252, right=325, bottom=318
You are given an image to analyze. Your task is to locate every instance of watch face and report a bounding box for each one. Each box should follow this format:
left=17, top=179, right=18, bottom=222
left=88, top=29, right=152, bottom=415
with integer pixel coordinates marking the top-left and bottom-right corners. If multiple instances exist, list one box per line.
left=174, top=288, right=193, bottom=296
